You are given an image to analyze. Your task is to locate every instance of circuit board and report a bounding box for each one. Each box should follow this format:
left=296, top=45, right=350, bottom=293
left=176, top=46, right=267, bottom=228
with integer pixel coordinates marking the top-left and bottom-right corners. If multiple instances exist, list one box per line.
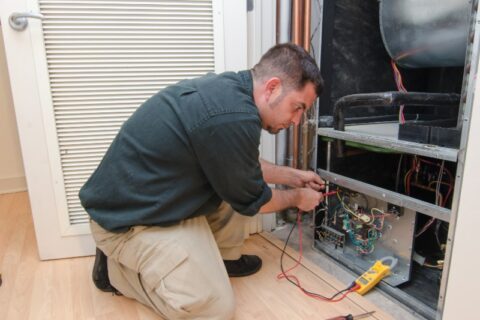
left=314, top=190, right=415, bottom=287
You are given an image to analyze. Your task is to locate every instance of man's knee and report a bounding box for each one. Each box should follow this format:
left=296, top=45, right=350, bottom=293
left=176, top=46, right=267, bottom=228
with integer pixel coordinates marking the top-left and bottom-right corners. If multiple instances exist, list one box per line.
left=109, top=258, right=236, bottom=319
left=208, top=286, right=235, bottom=319
left=158, top=276, right=236, bottom=319
left=101, top=222, right=236, bottom=319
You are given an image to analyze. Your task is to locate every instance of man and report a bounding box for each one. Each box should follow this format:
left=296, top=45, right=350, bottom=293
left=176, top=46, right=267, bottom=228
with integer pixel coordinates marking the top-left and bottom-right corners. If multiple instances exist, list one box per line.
left=79, top=43, right=325, bottom=319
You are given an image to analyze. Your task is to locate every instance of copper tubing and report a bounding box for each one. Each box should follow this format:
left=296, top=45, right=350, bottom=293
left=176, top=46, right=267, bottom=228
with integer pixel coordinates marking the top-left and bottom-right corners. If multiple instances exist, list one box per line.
left=303, top=0, right=311, bottom=51
left=291, top=0, right=304, bottom=46
left=291, top=0, right=303, bottom=169
left=301, top=0, right=312, bottom=170
left=290, top=0, right=312, bottom=169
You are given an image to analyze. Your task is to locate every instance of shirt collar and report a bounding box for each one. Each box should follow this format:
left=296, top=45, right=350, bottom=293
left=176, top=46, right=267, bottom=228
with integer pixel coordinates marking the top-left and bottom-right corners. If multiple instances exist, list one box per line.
left=238, top=70, right=254, bottom=98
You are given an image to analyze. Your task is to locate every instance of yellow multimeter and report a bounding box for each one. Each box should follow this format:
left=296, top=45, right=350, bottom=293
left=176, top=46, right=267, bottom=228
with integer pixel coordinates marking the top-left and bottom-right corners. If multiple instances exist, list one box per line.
left=355, top=256, right=398, bottom=295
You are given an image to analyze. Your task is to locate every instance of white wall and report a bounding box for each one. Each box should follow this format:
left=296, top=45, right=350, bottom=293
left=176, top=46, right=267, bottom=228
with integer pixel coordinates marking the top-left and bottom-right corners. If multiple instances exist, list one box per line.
left=441, top=43, right=480, bottom=319
left=0, top=28, right=26, bottom=194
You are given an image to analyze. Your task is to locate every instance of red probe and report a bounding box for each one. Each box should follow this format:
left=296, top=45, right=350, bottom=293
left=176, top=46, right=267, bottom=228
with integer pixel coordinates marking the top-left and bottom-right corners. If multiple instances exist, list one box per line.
left=322, top=190, right=338, bottom=197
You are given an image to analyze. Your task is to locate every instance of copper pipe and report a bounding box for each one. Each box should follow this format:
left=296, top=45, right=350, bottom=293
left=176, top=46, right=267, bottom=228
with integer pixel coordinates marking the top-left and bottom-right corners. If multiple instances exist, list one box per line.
left=291, top=0, right=312, bottom=169
left=301, top=113, right=309, bottom=170
left=291, top=0, right=304, bottom=46
left=291, top=0, right=304, bottom=168
left=303, top=0, right=311, bottom=51
left=301, top=0, right=312, bottom=170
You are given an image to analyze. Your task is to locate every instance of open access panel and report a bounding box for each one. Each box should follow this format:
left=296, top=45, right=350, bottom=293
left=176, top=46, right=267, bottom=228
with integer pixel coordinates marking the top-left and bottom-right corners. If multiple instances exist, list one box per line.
left=311, top=1, right=479, bottom=319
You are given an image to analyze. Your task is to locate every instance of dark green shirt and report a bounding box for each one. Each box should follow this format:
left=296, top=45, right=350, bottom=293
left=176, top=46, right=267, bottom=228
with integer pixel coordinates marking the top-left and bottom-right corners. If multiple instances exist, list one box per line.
left=79, top=70, right=272, bottom=232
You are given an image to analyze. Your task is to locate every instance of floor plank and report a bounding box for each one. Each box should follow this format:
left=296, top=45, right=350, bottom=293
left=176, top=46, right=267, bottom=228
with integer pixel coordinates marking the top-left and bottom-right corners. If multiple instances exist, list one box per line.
left=0, top=192, right=392, bottom=319
left=259, top=232, right=394, bottom=320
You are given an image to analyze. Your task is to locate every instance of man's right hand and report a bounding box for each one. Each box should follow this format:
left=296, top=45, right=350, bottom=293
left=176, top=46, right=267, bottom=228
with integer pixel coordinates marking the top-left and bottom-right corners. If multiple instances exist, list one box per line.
left=295, top=188, right=324, bottom=211
left=259, top=187, right=324, bottom=214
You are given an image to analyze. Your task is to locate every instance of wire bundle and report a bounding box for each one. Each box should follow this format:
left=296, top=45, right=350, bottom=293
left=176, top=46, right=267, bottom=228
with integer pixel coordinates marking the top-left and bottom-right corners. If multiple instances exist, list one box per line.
left=391, top=59, right=408, bottom=124
left=278, top=211, right=360, bottom=302
left=390, top=46, right=430, bottom=124
left=343, top=215, right=378, bottom=254
left=402, top=156, right=454, bottom=237
left=336, top=191, right=388, bottom=255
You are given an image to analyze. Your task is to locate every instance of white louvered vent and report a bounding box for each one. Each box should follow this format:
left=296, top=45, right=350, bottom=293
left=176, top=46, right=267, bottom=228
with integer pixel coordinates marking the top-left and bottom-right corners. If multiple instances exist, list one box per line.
left=39, top=0, right=216, bottom=225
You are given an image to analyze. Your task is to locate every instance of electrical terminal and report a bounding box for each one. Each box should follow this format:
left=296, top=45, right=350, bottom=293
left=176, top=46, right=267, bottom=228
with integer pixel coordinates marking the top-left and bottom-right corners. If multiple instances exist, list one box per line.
left=359, top=214, right=371, bottom=223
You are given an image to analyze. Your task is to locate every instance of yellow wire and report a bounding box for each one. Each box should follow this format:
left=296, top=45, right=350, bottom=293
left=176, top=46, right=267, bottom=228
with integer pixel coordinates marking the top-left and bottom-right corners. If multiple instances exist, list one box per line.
left=370, top=208, right=384, bottom=215
left=336, top=191, right=361, bottom=220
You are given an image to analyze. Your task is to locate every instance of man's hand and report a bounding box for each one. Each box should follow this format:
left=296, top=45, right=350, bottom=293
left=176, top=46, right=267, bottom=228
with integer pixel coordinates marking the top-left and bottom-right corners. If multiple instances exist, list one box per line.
left=292, top=170, right=325, bottom=191
left=259, top=159, right=325, bottom=190
left=295, top=188, right=324, bottom=211
left=259, top=187, right=325, bottom=214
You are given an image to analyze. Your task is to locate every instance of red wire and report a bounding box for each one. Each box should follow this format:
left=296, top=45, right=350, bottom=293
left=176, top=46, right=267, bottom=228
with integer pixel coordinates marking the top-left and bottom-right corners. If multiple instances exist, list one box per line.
left=391, top=60, right=408, bottom=124
left=277, top=212, right=304, bottom=277
left=405, top=169, right=412, bottom=195
left=414, top=158, right=454, bottom=206
left=405, top=156, right=454, bottom=236
left=277, top=191, right=337, bottom=277
left=415, top=217, right=436, bottom=237
left=394, top=45, right=429, bottom=61
left=323, top=190, right=339, bottom=197
left=277, top=208, right=359, bottom=302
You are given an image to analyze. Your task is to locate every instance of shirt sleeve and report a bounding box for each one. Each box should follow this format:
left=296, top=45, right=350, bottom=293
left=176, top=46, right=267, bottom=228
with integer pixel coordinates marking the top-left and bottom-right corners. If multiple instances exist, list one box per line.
left=189, top=113, right=272, bottom=216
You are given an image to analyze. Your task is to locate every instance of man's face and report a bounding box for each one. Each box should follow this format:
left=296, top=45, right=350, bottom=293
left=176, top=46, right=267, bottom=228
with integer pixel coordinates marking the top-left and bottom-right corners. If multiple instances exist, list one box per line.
left=264, top=82, right=317, bottom=134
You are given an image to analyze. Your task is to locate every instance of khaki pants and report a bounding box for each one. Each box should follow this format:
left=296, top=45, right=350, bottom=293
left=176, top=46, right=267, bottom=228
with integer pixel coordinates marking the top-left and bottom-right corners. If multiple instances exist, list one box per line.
left=90, top=202, right=249, bottom=320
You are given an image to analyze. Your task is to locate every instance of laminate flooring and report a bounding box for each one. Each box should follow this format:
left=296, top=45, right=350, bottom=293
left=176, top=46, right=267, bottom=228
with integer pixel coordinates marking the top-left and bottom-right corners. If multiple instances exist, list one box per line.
left=0, top=192, right=393, bottom=320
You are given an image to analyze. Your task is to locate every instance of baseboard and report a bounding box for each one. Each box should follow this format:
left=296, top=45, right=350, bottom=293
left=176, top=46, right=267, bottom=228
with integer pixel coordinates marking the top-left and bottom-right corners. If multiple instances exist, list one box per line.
left=0, top=176, right=27, bottom=194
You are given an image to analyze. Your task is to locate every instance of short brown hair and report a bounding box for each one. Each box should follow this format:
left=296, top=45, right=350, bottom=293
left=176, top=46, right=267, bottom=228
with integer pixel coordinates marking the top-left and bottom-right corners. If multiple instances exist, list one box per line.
left=252, top=43, right=324, bottom=96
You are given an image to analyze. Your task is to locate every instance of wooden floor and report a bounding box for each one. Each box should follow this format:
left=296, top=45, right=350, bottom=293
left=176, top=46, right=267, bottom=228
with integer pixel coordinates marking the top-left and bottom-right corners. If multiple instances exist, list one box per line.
left=0, top=192, right=393, bottom=320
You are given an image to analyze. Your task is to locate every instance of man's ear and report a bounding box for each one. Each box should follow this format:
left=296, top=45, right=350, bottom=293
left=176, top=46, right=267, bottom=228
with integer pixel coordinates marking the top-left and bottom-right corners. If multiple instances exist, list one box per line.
left=264, top=77, right=282, bottom=102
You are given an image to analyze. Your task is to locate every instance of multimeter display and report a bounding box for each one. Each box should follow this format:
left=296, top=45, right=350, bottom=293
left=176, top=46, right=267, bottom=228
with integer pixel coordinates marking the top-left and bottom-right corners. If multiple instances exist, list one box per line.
left=355, top=260, right=392, bottom=295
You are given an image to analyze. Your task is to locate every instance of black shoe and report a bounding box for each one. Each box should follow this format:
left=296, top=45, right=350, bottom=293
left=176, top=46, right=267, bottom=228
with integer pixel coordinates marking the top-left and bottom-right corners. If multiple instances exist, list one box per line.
left=92, top=248, right=121, bottom=295
left=224, top=255, right=262, bottom=277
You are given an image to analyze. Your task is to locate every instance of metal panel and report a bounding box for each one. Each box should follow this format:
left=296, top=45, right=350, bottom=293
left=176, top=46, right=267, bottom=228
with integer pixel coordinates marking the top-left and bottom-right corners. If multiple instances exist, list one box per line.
left=318, top=123, right=458, bottom=162
left=318, top=169, right=451, bottom=222
left=315, top=199, right=415, bottom=287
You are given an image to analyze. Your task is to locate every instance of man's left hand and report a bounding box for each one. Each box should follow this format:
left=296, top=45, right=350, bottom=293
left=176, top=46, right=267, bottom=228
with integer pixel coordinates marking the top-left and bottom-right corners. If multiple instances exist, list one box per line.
left=292, top=170, right=325, bottom=191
